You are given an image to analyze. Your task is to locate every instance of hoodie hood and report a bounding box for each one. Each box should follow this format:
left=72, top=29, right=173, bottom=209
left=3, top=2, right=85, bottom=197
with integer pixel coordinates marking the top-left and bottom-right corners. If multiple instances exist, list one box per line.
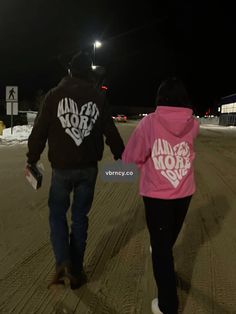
left=155, top=106, right=194, bottom=137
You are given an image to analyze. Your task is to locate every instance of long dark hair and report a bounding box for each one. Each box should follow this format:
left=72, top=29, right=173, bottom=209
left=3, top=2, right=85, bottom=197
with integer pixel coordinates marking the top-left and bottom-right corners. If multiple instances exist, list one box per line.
left=156, top=77, right=192, bottom=108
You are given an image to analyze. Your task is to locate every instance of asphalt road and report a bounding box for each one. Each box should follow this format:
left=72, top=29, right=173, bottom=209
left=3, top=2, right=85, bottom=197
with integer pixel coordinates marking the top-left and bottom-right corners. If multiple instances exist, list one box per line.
left=0, top=121, right=236, bottom=314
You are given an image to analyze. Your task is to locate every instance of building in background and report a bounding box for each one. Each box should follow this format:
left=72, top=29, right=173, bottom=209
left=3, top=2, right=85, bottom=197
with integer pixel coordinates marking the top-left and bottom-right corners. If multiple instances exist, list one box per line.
left=219, top=94, right=236, bottom=126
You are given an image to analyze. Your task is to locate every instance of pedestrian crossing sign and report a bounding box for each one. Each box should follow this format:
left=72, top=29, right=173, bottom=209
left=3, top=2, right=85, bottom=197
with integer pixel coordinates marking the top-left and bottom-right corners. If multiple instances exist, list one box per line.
left=6, top=86, right=18, bottom=102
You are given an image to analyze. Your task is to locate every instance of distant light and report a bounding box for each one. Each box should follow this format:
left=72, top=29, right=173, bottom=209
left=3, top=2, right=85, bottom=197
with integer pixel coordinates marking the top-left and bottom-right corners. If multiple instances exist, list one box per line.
left=101, top=85, right=108, bottom=90
left=92, top=65, right=97, bottom=70
left=218, top=107, right=221, bottom=112
left=94, top=41, right=102, bottom=48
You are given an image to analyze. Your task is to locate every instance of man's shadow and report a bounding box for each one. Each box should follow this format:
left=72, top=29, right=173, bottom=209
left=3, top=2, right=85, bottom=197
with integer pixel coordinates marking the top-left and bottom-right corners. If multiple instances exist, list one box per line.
left=53, top=284, right=121, bottom=314
left=60, top=201, right=146, bottom=313
left=85, top=200, right=146, bottom=281
left=50, top=204, right=141, bottom=314
left=174, top=194, right=231, bottom=313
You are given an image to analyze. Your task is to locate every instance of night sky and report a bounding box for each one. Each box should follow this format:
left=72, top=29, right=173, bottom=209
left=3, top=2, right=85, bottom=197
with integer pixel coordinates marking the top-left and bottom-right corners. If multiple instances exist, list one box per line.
left=1, top=0, right=236, bottom=115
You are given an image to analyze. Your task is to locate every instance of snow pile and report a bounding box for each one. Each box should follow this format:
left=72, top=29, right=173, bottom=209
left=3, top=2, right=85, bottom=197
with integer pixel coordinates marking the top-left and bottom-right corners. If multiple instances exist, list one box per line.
left=200, top=124, right=236, bottom=130
left=0, top=125, right=33, bottom=144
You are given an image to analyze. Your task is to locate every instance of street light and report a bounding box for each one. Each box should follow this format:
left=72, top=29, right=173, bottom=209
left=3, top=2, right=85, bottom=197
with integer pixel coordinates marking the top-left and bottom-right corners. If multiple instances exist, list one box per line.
left=94, top=40, right=102, bottom=48
left=92, top=40, right=102, bottom=69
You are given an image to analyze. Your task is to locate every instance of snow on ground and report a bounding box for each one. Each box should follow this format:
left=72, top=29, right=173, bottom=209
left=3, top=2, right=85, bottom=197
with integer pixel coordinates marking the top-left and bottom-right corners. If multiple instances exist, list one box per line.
left=0, top=123, right=236, bottom=146
left=0, top=125, right=33, bottom=145
left=200, top=124, right=236, bottom=132
left=203, top=125, right=236, bottom=129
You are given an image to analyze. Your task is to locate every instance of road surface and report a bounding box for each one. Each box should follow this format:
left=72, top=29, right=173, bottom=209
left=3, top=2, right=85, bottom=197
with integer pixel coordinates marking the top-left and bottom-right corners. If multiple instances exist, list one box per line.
left=0, top=121, right=236, bottom=313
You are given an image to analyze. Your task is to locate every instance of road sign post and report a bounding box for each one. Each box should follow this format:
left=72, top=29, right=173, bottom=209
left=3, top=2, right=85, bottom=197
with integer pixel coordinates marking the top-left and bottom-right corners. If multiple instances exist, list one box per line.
left=6, top=86, right=18, bottom=134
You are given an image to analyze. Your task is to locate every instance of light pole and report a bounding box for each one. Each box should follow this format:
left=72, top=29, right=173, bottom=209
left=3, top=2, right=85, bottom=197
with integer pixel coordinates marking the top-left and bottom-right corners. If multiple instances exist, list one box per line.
left=92, top=40, right=102, bottom=70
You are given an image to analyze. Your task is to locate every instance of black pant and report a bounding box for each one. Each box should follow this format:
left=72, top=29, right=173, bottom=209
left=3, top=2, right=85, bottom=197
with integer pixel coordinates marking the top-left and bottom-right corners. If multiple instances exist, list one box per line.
left=143, top=195, right=192, bottom=314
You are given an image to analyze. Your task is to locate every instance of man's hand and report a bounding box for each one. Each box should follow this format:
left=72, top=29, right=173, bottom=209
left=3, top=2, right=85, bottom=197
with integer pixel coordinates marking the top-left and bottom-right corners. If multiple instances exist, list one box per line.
left=24, top=163, right=43, bottom=190
left=24, top=163, right=35, bottom=177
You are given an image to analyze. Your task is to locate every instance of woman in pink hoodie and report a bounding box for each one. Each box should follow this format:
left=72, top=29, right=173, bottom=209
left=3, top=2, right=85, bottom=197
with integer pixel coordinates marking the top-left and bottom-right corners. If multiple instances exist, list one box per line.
left=122, top=77, right=199, bottom=314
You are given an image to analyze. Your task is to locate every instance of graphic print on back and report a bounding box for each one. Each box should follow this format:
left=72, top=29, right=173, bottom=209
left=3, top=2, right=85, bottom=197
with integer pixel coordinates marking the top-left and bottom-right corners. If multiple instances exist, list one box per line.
left=152, top=139, right=191, bottom=188
left=57, top=98, right=99, bottom=146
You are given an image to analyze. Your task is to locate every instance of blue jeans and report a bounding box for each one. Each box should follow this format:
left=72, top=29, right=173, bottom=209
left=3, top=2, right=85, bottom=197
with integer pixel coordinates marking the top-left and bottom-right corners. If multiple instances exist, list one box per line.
left=48, top=167, right=98, bottom=275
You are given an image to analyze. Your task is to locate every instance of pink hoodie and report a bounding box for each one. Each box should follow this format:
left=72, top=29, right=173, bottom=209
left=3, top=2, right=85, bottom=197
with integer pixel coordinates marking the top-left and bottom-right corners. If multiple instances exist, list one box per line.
left=122, top=106, right=199, bottom=199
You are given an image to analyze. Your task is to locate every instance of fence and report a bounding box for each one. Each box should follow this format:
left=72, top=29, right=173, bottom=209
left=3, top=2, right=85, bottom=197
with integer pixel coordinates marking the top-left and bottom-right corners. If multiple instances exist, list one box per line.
left=219, top=113, right=236, bottom=126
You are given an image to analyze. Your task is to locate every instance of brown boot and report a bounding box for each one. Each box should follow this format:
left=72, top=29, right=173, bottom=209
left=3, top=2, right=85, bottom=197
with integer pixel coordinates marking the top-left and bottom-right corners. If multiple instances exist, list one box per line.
left=67, top=269, right=87, bottom=290
left=47, top=265, right=66, bottom=288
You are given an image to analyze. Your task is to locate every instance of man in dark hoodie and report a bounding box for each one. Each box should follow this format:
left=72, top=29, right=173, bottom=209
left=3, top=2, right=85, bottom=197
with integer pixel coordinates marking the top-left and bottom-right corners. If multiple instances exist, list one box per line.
left=26, top=51, right=125, bottom=289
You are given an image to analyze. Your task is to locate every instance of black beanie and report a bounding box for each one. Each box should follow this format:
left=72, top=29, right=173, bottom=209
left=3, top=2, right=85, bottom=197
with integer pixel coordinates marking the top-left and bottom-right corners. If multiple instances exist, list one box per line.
left=69, top=51, right=92, bottom=74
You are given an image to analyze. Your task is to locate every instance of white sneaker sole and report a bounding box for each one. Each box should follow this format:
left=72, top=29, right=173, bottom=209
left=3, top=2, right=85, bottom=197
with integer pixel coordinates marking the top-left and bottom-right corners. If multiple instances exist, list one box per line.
left=151, top=298, right=163, bottom=314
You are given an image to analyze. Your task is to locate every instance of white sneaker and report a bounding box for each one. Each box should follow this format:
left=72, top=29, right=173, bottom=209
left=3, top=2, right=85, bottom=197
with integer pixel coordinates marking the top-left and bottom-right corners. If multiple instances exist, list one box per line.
left=151, top=298, right=164, bottom=314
